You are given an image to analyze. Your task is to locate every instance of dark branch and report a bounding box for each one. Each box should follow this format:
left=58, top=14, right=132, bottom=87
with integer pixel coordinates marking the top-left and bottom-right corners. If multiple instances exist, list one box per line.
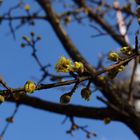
left=8, top=95, right=120, bottom=121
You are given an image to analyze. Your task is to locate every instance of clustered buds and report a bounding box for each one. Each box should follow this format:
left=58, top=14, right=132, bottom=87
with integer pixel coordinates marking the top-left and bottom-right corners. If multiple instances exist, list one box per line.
left=120, top=46, right=133, bottom=55
left=107, top=46, right=134, bottom=79
left=55, top=56, right=84, bottom=74
left=21, top=32, right=42, bottom=48
left=24, top=81, right=36, bottom=94
left=108, top=46, right=133, bottom=62
left=81, top=87, right=91, bottom=101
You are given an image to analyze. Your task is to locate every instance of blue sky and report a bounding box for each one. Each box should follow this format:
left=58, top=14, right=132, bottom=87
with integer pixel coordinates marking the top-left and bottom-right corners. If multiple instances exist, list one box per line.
left=0, top=0, right=139, bottom=140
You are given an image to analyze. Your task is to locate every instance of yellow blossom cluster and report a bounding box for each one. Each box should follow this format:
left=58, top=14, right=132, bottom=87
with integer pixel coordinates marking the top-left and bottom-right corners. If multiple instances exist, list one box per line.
left=120, top=46, right=133, bottom=55
left=55, top=56, right=84, bottom=73
left=55, top=56, right=72, bottom=73
left=107, top=46, right=134, bottom=79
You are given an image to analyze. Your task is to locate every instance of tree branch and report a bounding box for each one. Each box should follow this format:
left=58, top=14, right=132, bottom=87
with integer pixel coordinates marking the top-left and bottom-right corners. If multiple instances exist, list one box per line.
left=37, top=0, right=97, bottom=75
left=8, top=95, right=120, bottom=121
left=36, top=0, right=126, bottom=109
left=34, top=1, right=140, bottom=138
left=73, top=0, right=130, bottom=47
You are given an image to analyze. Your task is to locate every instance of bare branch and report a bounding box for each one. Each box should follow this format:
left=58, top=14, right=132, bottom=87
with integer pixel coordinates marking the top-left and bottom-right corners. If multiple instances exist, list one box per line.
left=73, top=0, right=130, bottom=46
left=7, top=95, right=121, bottom=121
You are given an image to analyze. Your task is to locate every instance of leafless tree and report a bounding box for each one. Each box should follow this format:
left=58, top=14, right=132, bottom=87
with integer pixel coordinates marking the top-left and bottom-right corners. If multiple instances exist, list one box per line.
left=0, top=0, right=140, bottom=139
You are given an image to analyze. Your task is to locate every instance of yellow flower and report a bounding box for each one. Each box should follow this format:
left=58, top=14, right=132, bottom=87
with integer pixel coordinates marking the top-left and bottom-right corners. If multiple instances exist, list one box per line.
left=120, top=47, right=132, bottom=55
left=72, top=61, right=84, bottom=73
left=24, top=81, right=36, bottom=94
left=108, top=52, right=119, bottom=62
left=55, top=56, right=72, bottom=73
left=24, top=4, right=30, bottom=11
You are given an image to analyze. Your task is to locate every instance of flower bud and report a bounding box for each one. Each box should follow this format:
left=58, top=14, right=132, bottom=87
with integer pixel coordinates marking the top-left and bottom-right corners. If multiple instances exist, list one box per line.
left=22, top=35, right=30, bottom=42
left=24, top=81, right=36, bottom=94
left=71, top=61, right=84, bottom=73
left=21, top=43, right=26, bottom=48
left=30, top=32, right=35, bottom=36
left=81, top=88, right=91, bottom=101
left=117, top=65, right=125, bottom=72
left=37, top=36, right=42, bottom=40
left=103, top=117, right=111, bottom=125
left=60, top=93, right=71, bottom=104
left=71, top=124, right=78, bottom=130
left=120, top=47, right=132, bottom=55
left=24, top=4, right=30, bottom=11
left=64, top=16, right=71, bottom=26
left=108, top=52, right=119, bottom=62
left=6, top=117, right=13, bottom=123
left=0, top=95, right=5, bottom=103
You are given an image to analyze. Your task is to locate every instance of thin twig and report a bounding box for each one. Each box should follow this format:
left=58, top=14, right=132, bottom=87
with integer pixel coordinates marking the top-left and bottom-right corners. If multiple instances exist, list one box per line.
left=0, top=78, right=12, bottom=92
left=0, top=104, right=19, bottom=138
